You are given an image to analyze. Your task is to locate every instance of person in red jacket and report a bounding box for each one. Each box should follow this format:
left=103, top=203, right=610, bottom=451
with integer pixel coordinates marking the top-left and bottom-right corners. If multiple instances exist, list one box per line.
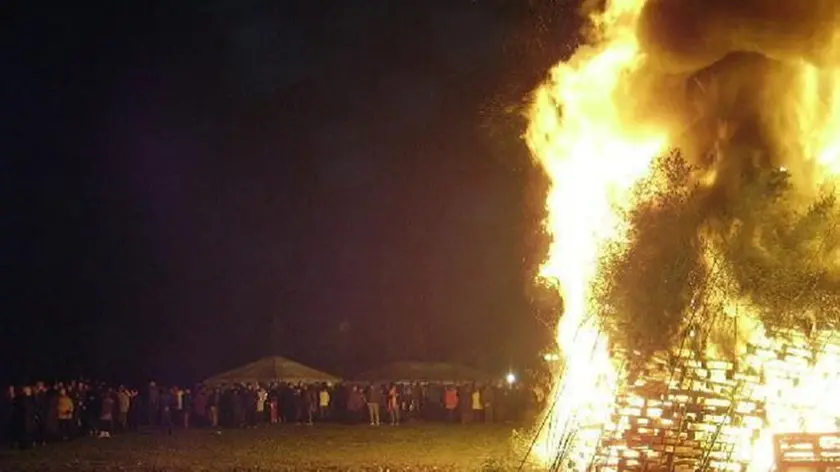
left=444, top=386, right=458, bottom=423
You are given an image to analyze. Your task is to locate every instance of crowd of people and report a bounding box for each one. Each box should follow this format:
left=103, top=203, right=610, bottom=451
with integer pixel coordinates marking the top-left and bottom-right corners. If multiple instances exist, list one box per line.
left=2, top=379, right=543, bottom=449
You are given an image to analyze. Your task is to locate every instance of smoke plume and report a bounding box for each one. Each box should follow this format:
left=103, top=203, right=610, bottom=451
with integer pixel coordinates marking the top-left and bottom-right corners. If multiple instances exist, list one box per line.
left=626, top=0, right=840, bottom=207
left=593, top=0, right=840, bottom=354
left=638, top=0, right=840, bottom=73
left=634, top=0, right=840, bottom=188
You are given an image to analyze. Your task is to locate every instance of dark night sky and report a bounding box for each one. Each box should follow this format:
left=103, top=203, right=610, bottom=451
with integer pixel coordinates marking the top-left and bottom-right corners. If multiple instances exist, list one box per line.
left=1, top=1, right=579, bottom=384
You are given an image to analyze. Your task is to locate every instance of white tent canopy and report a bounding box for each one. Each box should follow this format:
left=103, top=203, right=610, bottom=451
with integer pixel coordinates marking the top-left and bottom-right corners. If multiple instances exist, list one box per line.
left=204, top=355, right=340, bottom=385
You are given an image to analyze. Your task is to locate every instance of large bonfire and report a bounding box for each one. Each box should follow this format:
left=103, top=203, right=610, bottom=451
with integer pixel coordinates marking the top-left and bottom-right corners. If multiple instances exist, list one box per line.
left=526, top=0, right=840, bottom=470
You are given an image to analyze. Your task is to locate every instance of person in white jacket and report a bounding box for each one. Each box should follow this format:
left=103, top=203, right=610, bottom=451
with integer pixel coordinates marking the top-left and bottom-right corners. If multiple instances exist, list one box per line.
left=256, top=387, right=268, bottom=424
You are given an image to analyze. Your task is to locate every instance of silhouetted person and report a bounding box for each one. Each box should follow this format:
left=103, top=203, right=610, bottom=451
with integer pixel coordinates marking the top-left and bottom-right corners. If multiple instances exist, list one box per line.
left=159, top=388, right=172, bottom=435
left=3, top=386, right=15, bottom=445
left=11, top=387, right=36, bottom=449
left=147, top=381, right=159, bottom=426
left=347, top=386, right=365, bottom=424
left=44, top=386, right=60, bottom=442
left=366, top=384, right=382, bottom=426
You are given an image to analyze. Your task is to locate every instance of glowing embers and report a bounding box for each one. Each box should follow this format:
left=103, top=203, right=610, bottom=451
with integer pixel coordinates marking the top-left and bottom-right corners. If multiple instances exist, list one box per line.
left=592, top=349, right=762, bottom=472
left=747, top=332, right=840, bottom=437
left=775, top=433, right=840, bottom=466
left=581, top=333, right=840, bottom=472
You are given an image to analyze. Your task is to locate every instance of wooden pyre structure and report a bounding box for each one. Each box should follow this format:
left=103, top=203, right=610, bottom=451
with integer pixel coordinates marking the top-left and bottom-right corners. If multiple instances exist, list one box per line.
left=549, top=331, right=840, bottom=471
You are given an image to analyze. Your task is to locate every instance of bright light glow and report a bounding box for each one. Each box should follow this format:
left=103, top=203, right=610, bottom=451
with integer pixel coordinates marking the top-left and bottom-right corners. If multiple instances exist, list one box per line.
left=542, top=353, right=560, bottom=362
left=506, top=373, right=516, bottom=384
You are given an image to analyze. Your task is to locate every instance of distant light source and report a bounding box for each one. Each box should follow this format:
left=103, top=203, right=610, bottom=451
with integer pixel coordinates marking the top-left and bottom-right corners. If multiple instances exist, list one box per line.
left=506, top=372, right=516, bottom=384
left=543, top=353, right=560, bottom=362
left=779, top=166, right=788, bottom=173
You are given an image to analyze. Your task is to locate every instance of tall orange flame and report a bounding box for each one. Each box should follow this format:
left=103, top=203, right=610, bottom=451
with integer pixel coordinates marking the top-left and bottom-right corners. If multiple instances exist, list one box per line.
left=525, top=1, right=663, bottom=467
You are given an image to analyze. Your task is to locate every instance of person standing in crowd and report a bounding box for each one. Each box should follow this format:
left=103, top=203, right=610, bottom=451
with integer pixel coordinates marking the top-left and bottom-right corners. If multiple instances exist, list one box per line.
left=233, top=387, right=245, bottom=428
left=159, top=387, right=173, bottom=434
left=117, top=387, right=131, bottom=433
left=444, top=385, right=458, bottom=423
left=11, top=386, right=36, bottom=449
left=291, top=384, right=302, bottom=424
left=483, top=384, right=495, bottom=423
left=84, top=383, right=100, bottom=436
left=56, top=388, right=74, bottom=440
left=192, top=386, right=207, bottom=428
left=347, top=386, right=364, bottom=424
left=209, top=387, right=220, bottom=428
left=318, top=385, right=330, bottom=421
left=497, top=381, right=510, bottom=423
left=471, top=385, right=484, bottom=423
left=243, top=386, right=255, bottom=427
left=173, top=386, right=184, bottom=428
left=34, top=382, right=48, bottom=445
left=147, top=381, right=159, bottom=427
left=400, top=385, right=412, bottom=422
left=276, top=384, right=289, bottom=423
left=412, top=383, right=424, bottom=421
left=297, top=385, right=313, bottom=425
left=44, top=385, right=60, bottom=442
left=2, top=386, right=14, bottom=445
left=256, top=385, right=267, bottom=426
left=243, top=385, right=254, bottom=427
left=387, top=384, right=400, bottom=426
left=308, top=386, right=318, bottom=425
left=99, top=390, right=115, bottom=437
left=335, top=385, right=345, bottom=423
left=458, top=384, right=471, bottom=424
left=366, top=384, right=382, bottom=426
left=269, top=389, right=279, bottom=424
left=128, top=389, right=140, bottom=431
left=182, top=388, right=192, bottom=429
left=72, top=382, right=86, bottom=434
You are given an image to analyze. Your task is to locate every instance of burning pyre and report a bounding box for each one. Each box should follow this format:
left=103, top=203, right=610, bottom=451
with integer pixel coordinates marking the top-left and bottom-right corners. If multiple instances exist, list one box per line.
left=525, top=0, right=840, bottom=470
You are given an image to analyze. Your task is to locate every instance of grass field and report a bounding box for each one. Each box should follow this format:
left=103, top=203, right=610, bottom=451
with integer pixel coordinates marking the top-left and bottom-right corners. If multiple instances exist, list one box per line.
left=0, top=423, right=539, bottom=471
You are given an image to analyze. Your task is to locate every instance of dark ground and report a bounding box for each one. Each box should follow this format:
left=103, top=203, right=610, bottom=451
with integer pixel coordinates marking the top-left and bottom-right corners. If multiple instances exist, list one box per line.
left=0, top=423, right=539, bottom=471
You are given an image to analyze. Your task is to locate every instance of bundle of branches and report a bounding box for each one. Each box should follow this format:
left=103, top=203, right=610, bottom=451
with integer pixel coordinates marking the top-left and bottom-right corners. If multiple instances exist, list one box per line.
left=595, top=150, right=711, bottom=357
left=596, top=147, right=840, bottom=362
left=720, top=170, right=840, bottom=335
